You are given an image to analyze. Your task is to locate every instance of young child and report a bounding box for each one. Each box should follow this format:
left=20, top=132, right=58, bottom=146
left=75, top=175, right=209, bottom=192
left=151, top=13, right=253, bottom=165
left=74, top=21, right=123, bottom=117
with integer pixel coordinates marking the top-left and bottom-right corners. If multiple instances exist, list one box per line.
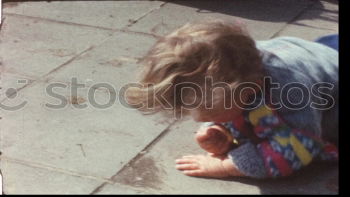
left=127, top=19, right=338, bottom=179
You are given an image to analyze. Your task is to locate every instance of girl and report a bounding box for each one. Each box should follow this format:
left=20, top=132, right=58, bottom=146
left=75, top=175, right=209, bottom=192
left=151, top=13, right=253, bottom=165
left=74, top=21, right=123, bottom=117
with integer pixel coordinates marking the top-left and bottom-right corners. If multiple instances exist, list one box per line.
left=127, top=19, right=338, bottom=179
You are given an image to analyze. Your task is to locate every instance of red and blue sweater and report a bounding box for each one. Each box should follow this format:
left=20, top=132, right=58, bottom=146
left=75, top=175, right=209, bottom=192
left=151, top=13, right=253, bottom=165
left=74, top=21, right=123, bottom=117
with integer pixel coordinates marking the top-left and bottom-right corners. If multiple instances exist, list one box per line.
left=202, top=36, right=338, bottom=178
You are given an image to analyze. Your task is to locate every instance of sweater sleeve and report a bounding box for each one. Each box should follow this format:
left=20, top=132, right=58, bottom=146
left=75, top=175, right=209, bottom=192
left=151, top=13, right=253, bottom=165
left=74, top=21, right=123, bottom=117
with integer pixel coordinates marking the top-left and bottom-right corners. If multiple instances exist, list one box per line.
left=228, top=142, right=268, bottom=178
left=201, top=104, right=338, bottom=179
left=233, top=104, right=337, bottom=178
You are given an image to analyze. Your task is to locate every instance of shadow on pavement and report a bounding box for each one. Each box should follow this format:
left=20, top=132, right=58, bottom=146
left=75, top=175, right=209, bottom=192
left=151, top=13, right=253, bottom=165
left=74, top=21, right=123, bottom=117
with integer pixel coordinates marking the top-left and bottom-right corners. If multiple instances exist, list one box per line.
left=219, top=162, right=339, bottom=194
left=168, top=0, right=337, bottom=23
left=3, top=0, right=338, bottom=31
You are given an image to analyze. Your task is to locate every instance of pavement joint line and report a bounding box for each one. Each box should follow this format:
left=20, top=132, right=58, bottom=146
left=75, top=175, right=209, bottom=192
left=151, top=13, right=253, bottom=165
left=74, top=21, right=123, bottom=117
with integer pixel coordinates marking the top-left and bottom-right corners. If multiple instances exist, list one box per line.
left=3, top=12, right=161, bottom=39
left=0, top=76, right=35, bottom=103
left=270, top=1, right=318, bottom=38
left=117, top=28, right=161, bottom=39
left=0, top=33, right=156, bottom=104
left=0, top=30, right=156, bottom=105
left=1, top=1, right=164, bottom=101
left=0, top=68, right=40, bottom=80
left=125, top=1, right=167, bottom=28
left=90, top=119, right=178, bottom=194
left=291, top=22, right=338, bottom=31
left=3, top=12, right=116, bottom=31
left=0, top=45, right=95, bottom=104
left=0, top=156, right=114, bottom=184
left=1, top=32, right=118, bottom=102
left=42, top=46, right=95, bottom=78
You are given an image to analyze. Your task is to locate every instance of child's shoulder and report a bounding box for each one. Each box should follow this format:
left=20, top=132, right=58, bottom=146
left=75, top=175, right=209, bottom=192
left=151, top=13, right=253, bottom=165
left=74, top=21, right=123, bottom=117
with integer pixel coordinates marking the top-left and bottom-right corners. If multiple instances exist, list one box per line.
left=256, top=36, right=338, bottom=80
left=257, top=36, right=336, bottom=54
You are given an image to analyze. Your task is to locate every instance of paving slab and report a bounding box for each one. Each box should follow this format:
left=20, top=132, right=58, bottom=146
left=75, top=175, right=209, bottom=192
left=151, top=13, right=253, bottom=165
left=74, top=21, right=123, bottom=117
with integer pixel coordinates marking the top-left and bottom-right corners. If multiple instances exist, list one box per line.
left=127, top=0, right=314, bottom=40
left=0, top=79, right=173, bottom=180
left=44, top=32, right=158, bottom=87
left=1, top=159, right=103, bottom=194
left=0, top=72, right=35, bottom=101
left=3, top=1, right=164, bottom=30
left=92, top=183, right=144, bottom=194
left=277, top=5, right=338, bottom=40
left=0, top=0, right=339, bottom=194
left=96, top=119, right=338, bottom=194
left=312, top=0, right=338, bottom=12
left=0, top=14, right=170, bottom=193
left=0, top=14, right=113, bottom=78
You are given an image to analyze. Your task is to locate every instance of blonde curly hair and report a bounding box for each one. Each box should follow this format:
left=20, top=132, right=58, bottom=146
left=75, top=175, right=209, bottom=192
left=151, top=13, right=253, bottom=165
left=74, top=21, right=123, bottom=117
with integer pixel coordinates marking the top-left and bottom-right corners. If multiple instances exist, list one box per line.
left=126, top=19, right=263, bottom=117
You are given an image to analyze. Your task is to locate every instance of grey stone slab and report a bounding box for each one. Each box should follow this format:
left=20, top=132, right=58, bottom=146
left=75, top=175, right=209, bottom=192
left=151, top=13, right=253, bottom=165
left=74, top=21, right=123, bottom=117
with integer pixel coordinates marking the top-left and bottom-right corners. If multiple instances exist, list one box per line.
left=312, top=0, right=338, bottom=12
left=1, top=159, right=103, bottom=194
left=293, top=8, right=338, bottom=31
left=98, top=119, right=338, bottom=194
left=0, top=72, right=35, bottom=101
left=3, top=1, right=164, bottom=29
left=0, top=79, right=173, bottom=179
left=93, top=183, right=144, bottom=194
left=128, top=0, right=313, bottom=40
left=44, top=32, right=158, bottom=87
left=0, top=14, right=113, bottom=78
left=0, top=14, right=170, bottom=185
left=278, top=7, right=338, bottom=40
left=277, top=25, right=337, bottom=41
left=0, top=0, right=339, bottom=195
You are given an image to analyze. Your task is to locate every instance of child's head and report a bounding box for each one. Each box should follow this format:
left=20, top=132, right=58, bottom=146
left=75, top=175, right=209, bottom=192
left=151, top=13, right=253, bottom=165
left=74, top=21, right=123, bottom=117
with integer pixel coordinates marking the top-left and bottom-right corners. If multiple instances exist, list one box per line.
left=127, top=19, right=263, bottom=122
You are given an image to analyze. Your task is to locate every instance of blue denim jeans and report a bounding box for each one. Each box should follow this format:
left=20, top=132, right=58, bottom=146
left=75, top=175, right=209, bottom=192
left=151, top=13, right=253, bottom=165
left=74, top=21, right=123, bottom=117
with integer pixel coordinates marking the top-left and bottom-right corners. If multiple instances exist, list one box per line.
left=315, top=34, right=339, bottom=51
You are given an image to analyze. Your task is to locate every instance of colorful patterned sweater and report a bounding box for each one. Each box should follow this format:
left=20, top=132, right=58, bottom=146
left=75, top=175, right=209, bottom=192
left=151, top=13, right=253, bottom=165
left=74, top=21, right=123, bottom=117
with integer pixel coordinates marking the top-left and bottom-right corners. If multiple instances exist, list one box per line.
left=204, top=102, right=338, bottom=178
left=202, top=36, right=339, bottom=178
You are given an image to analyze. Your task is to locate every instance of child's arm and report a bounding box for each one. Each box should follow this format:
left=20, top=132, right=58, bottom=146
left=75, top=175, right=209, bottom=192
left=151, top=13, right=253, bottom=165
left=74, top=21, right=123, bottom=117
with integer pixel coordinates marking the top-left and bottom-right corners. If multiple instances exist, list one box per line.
left=177, top=105, right=338, bottom=179
left=176, top=120, right=266, bottom=178
left=228, top=105, right=338, bottom=178
left=175, top=154, right=246, bottom=178
left=177, top=127, right=335, bottom=179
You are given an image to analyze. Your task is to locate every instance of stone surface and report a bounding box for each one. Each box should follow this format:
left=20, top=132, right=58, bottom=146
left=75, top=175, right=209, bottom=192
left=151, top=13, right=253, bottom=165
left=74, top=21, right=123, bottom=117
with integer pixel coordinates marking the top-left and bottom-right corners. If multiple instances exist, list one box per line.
left=3, top=1, right=165, bottom=30
left=92, top=183, right=144, bottom=194
left=127, top=0, right=314, bottom=40
left=96, top=119, right=338, bottom=194
left=277, top=6, right=338, bottom=40
left=312, top=0, right=338, bottom=12
left=0, top=0, right=339, bottom=194
left=0, top=80, right=173, bottom=179
left=0, top=14, right=113, bottom=78
left=0, top=72, right=35, bottom=101
left=44, top=31, right=158, bottom=87
left=1, top=159, right=103, bottom=194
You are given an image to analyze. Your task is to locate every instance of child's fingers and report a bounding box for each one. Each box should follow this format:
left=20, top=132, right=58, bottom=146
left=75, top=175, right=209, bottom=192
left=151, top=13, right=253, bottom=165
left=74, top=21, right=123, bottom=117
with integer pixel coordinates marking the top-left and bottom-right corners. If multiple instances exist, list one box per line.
left=175, top=163, right=199, bottom=170
left=183, top=170, right=204, bottom=177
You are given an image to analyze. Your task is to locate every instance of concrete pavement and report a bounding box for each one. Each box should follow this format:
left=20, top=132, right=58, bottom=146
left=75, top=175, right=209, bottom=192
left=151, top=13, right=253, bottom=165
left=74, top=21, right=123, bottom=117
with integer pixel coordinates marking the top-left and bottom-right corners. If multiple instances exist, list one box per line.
left=0, top=0, right=338, bottom=194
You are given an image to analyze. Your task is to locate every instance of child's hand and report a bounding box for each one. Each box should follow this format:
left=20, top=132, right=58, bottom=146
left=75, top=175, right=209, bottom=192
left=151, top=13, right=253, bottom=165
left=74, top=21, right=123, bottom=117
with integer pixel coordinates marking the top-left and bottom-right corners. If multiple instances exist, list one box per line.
left=175, top=154, right=245, bottom=178
left=195, top=125, right=235, bottom=155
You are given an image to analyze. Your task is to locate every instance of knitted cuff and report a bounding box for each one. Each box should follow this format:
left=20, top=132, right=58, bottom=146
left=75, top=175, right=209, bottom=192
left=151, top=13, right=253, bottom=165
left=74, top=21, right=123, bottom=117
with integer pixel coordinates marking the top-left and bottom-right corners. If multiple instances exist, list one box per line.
left=228, top=142, right=268, bottom=179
